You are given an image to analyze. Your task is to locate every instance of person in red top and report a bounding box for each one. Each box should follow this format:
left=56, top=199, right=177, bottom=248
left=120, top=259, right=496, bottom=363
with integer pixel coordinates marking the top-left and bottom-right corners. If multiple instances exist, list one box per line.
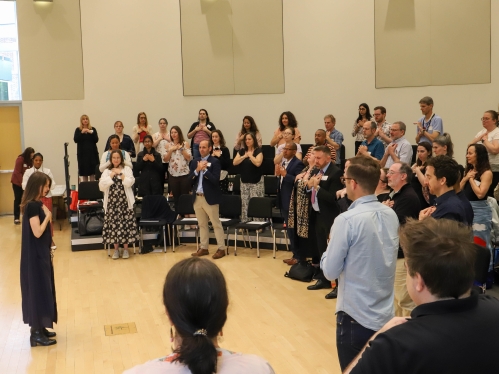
left=11, top=147, right=35, bottom=224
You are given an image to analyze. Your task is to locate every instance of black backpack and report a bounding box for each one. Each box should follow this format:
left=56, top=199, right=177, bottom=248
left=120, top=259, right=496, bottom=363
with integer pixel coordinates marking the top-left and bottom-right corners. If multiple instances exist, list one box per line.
left=284, top=260, right=315, bottom=282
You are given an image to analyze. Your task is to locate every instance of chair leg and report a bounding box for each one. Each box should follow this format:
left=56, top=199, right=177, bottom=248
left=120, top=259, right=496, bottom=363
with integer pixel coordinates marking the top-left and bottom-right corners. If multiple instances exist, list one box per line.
left=272, top=229, right=276, bottom=259
left=107, top=243, right=110, bottom=257
left=140, top=227, right=144, bottom=253
left=133, top=242, right=136, bottom=255
left=256, top=230, right=260, bottom=258
left=163, top=225, right=167, bottom=253
left=225, top=227, right=230, bottom=255
left=246, top=229, right=252, bottom=249
left=171, top=226, right=175, bottom=252
left=234, top=229, right=238, bottom=256
left=283, top=230, right=289, bottom=252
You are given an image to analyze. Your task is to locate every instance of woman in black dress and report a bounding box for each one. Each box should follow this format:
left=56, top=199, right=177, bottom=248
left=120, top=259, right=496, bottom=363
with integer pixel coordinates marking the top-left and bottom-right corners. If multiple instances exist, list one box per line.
left=20, top=172, right=57, bottom=347
left=136, top=135, right=163, bottom=196
left=74, top=114, right=99, bottom=182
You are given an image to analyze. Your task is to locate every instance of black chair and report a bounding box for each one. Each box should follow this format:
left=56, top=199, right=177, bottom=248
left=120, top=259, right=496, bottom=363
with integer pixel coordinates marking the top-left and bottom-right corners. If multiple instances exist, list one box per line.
left=411, top=145, right=418, bottom=165
left=234, top=197, right=274, bottom=258
left=228, top=174, right=241, bottom=195
left=264, top=176, right=278, bottom=198
left=217, top=195, right=241, bottom=255
left=301, top=144, right=313, bottom=158
left=474, top=241, right=491, bottom=294
left=171, top=194, right=198, bottom=252
left=137, top=195, right=176, bottom=253
left=272, top=222, right=289, bottom=252
left=354, top=141, right=362, bottom=156
left=77, top=181, right=103, bottom=222
left=260, top=159, right=275, bottom=176
left=261, top=145, right=275, bottom=160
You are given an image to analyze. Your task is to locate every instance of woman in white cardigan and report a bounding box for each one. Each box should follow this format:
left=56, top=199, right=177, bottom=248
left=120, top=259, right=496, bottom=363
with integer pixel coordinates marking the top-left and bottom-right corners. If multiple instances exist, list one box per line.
left=22, top=152, right=57, bottom=249
left=99, top=150, right=138, bottom=260
left=99, top=135, right=133, bottom=173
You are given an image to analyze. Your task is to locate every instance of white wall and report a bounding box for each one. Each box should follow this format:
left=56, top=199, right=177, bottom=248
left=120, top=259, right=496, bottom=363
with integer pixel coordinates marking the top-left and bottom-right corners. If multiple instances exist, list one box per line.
left=21, top=0, right=499, bottom=184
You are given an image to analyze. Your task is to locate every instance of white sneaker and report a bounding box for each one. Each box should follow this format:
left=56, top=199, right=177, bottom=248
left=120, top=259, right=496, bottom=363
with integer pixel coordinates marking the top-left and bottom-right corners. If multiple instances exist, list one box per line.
left=122, top=249, right=129, bottom=259
left=112, top=249, right=120, bottom=259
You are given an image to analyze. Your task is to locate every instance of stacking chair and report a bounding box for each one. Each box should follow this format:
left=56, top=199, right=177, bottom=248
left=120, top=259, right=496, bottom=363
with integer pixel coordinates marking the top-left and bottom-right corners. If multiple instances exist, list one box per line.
left=171, top=194, right=198, bottom=252
left=234, top=197, right=274, bottom=258
left=137, top=195, right=175, bottom=253
left=77, top=181, right=103, bottom=226
left=474, top=238, right=491, bottom=294
left=217, top=194, right=241, bottom=255
left=272, top=221, right=290, bottom=252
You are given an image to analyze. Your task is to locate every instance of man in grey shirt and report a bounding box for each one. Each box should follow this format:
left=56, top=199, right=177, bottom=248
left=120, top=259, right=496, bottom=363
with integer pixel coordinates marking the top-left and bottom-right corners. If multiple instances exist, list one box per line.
left=321, top=156, right=399, bottom=371
left=380, top=121, right=413, bottom=168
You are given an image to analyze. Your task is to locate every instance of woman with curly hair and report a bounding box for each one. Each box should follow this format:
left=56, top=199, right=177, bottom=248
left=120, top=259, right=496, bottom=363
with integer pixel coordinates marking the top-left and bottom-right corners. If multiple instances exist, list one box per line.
left=234, top=116, right=262, bottom=151
left=270, top=111, right=301, bottom=147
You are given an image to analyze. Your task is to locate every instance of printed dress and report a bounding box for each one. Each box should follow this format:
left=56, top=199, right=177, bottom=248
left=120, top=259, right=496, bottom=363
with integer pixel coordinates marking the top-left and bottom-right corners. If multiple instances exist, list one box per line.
left=102, top=175, right=139, bottom=244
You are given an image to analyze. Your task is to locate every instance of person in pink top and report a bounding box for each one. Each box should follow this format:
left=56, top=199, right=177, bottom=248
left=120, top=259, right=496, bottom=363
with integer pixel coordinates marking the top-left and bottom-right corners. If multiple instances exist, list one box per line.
left=187, top=109, right=216, bottom=159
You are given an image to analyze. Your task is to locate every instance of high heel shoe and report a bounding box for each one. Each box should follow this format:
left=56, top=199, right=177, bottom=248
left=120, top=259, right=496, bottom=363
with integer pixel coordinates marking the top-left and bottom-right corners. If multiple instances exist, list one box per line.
left=43, top=328, right=56, bottom=338
left=30, top=328, right=56, bottom=347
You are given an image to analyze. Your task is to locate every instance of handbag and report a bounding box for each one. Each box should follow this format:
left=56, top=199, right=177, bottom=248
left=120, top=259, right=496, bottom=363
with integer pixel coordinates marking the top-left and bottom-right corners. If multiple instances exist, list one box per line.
left=284, top=260, right=315, bottom=282
left=78, top=209, right=104, bottom=236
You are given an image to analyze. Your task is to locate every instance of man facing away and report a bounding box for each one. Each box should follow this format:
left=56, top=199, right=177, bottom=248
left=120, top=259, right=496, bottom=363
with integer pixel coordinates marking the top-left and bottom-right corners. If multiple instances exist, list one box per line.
left=380, top=121, right=413, bottom=168
left=382, top=162, right=421, bottom=317
left=415, top=96, right=443, bottom=144
left=277, top=142, right=304, bottom=265
left=189, top=140, right=226, bottom=259
left=320, top=156, right=399, bottom=371
left=356, top=121, right=384, bottom=161
left=344, top=218, right=499, bottom=374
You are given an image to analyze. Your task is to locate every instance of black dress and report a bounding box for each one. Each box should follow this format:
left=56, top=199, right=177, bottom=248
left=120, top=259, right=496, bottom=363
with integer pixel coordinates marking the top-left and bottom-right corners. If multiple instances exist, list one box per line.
left=136, top=148, right=163, bottom=196
left=20, top=201, right=57, bottom=329
left=74, top=127, right=100, bottom=176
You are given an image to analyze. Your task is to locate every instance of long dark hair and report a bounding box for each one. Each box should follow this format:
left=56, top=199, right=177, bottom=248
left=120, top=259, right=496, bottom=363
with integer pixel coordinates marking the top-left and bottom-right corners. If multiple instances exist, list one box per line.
left=240, top=116, right=259, bottom=134
left=20, top=172, right=51, bottom=213
left=278, top=111, right=298, bottom=131
left=164, top=257, right=228, bottom=374
left=20, top=147, right=35, bottom=165
left=416, top=141, right=432, bottom=167
left=465, top=144, right=491, bottom=178
left=211, top=129, right=226, bottom=148
left=170, top=126, right=185, bottom=145
left=243, top=132, right=259, bottom=151
left=198, top=109, right=210, bottom=123
left=356, top=103, right=372, bottom=123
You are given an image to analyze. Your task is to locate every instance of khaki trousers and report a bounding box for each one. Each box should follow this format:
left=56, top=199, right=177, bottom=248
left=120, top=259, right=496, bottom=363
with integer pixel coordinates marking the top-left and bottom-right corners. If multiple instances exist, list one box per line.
left=394, top=258, right=415, bottom=317
left=193, top=195, right=226, bottom=250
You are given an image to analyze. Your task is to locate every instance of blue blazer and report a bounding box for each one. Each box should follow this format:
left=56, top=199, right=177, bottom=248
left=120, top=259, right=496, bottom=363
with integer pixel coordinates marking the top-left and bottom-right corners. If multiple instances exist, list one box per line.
left=188, top=155, right=222, bottom=205
left=277, top=156, right=305, bottom=214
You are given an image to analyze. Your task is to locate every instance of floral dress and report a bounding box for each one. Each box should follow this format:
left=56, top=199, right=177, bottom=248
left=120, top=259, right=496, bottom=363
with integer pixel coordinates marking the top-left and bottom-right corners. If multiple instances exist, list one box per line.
left=102, top=175, right=139, bottom=244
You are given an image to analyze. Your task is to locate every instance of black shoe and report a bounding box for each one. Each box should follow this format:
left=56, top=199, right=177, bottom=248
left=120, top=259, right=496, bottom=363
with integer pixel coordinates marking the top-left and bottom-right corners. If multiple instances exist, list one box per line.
left=43, top=328, right=56, bottom=338
left=307, top=279, right=332, bottom=290
left=325, top=287, right=338, bottom=299
left=312, top=267, right=321, bottom=280
left=30, top=329, right=56, bottom=347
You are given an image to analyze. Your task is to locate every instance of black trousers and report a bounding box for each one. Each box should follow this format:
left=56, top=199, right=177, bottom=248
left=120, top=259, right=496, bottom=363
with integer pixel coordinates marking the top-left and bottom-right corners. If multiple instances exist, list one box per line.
left=310, top=210, right=332, bottom=283
left=168, top=174, right=191, bottom=210
left=12, top=183, right=23, bottom=220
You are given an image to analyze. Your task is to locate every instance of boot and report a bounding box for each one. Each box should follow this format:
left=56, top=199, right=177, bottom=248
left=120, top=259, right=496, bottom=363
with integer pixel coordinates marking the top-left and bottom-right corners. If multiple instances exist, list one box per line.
left=30, top=328, right=57, bottom=347
left=43, top=328, right=56, bottom=338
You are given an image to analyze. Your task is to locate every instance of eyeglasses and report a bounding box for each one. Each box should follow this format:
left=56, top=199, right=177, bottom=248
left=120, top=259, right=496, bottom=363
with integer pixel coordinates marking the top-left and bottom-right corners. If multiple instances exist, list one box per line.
left=340, top=176, right=356, bottom=184
left=481, top=117, right=492, bottom=121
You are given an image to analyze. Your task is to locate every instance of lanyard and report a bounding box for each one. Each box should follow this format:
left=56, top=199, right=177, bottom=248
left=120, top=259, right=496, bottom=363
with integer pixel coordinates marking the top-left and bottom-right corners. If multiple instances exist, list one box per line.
left=422, top=113, right=435, bottom=131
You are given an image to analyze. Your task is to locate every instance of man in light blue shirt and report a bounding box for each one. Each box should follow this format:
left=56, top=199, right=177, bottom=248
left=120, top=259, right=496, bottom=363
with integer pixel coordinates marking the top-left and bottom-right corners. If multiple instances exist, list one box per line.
left=320, top=156, right=399, bottom=371
left=415, top=96, right=443, bottom=144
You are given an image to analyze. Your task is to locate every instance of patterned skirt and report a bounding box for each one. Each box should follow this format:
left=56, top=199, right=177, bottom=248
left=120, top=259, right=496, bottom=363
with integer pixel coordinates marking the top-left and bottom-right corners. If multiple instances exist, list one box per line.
left=102, top=177, right=139, bottom=244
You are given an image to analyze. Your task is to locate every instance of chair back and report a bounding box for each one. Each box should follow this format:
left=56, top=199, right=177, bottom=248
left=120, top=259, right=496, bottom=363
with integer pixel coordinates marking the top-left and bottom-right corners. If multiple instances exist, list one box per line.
left=474, top=242, right=491, bottom=286
left=261, top=145, right=275, bottom=160
left=229, top=174, right=241, bottom=195
left=78, top=181, right=103, bottom=200
left=301, top=144, right=313, bottom=158
left=247, top=197, right=273, bottom=220
left=264, top=176, right=278, bottom=196
left=220, top=195, right=241, bottom=218
left=176, top=194, right=195, bottom=215
left=141, top=195, right=176, bottom=222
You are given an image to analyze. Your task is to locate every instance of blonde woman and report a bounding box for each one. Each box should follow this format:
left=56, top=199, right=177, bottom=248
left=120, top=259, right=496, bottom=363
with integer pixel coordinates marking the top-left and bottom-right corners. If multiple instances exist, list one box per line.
left=74, top=114, right=99, bottom=182
left=132, top=112, right=153, bottom=158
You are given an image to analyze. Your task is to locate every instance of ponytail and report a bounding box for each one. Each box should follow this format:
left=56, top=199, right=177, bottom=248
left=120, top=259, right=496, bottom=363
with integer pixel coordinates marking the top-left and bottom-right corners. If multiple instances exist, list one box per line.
left=174, top=335, right=218, bottom=374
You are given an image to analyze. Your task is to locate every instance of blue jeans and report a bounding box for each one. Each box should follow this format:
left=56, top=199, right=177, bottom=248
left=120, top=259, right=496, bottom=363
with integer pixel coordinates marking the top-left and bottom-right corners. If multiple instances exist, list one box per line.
left=336, top=311, right=376, bottom=371
left=192, top=143, right=200, bottom=159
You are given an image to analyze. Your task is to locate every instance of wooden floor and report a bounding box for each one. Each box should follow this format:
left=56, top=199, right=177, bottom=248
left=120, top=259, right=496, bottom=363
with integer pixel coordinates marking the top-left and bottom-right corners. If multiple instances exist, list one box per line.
left=0, top=216, right=341, bottom=374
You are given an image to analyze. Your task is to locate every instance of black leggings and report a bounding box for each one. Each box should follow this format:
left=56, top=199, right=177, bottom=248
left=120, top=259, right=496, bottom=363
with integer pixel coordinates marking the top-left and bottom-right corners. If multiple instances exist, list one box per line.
left=168, top=174, right=191, bottom=210
left=12, top=183, right=23, bottom=220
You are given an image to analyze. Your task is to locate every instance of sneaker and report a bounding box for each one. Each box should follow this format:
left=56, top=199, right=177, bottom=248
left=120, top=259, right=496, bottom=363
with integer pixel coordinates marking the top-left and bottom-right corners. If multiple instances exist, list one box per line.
left=122, top=249, right=129, bottom=259
left=112, top=250, right=120, bottom=259
left=14, top=219, right=20, bottom=225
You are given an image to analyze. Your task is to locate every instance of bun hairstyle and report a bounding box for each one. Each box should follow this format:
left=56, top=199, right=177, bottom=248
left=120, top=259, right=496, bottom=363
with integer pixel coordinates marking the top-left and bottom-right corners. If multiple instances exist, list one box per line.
left=433, top=133, right=454, bottom=158
left=485, top=110, right=499, bottom=126
left=164, top=257, right=228, bottom=374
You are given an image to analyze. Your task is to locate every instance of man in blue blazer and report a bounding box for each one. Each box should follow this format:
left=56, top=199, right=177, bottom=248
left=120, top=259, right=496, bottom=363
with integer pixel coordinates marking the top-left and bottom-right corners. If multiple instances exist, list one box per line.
left=189, top=140, right=226, bottom=259
left=277, top=142, right=304, bottom=265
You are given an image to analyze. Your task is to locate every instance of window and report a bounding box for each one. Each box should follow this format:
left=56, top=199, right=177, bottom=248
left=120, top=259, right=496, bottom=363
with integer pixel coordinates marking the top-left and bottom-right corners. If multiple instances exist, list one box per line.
left=0, top=1, right=21, bottom=100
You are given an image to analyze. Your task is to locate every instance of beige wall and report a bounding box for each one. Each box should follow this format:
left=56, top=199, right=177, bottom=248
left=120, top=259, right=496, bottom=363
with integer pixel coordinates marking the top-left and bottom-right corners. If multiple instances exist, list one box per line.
left=16, top=0, right=84, bottom=101
left=18, top=0, right=499, bottom=185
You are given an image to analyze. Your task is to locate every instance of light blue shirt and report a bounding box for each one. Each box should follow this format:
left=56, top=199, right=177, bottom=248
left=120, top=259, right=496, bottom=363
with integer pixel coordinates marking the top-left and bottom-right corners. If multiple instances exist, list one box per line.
left=195, top=155, right=210, bottom=194
left=310, top=162, right=331, bottom=212
left=330, top=129, right=344, bottom=165
left=417, top=114, right=443, bottom=144
left=320, top=194, right=400, bottom=331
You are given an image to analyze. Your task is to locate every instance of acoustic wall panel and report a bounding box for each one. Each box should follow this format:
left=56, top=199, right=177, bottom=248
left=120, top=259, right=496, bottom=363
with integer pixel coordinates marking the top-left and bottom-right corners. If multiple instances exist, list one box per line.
left=375, top=0, right=490, bottom=88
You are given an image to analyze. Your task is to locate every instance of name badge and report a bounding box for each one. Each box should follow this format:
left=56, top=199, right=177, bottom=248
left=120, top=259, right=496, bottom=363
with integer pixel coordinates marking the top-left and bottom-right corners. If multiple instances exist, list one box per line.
left=207, top=163, right=212, bottom=167
left=321, top=175, right=328, bottom=181
left=23, top=164, right=27, bottom=167
left=207, top=125, right=212, bottom=129
left=428, top=126, right=433, bottom=131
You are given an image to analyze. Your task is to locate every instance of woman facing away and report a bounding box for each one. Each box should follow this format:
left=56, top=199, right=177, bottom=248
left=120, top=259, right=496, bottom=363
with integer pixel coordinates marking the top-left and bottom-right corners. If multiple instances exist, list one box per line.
left=124, top=257, right=274, bottom=374
left=99, top=150, right=138, bottom=260
left=22, top=153, right=57, bottom=249
left=74, top=114, right=99, bottom=182
left=20, top=172, right=57, bottom=347
left=11, top=147, right=34, bottom=224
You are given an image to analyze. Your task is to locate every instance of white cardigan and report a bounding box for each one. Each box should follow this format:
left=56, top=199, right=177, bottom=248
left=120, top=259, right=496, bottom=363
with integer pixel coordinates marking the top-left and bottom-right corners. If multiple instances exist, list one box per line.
left=99, top=150, right=133, bottom=172
left=98, top=166, right=135, bottom=212
left=22, top=167, right=56, bottom=197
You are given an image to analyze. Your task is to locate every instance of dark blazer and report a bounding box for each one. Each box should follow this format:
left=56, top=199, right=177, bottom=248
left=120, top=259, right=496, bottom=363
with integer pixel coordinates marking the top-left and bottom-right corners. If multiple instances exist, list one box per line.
left=309, top=162, right=343, bottom=228
left=277, top=156, right=305, bottom=214
left=189, top=155, right=222, bottom=205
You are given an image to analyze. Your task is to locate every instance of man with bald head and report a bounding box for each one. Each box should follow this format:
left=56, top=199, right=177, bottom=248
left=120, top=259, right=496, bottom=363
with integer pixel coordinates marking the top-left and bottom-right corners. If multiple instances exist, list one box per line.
left=303, top=129, right=336, bottom=166
left=278, top=142, right=305, bottom=265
